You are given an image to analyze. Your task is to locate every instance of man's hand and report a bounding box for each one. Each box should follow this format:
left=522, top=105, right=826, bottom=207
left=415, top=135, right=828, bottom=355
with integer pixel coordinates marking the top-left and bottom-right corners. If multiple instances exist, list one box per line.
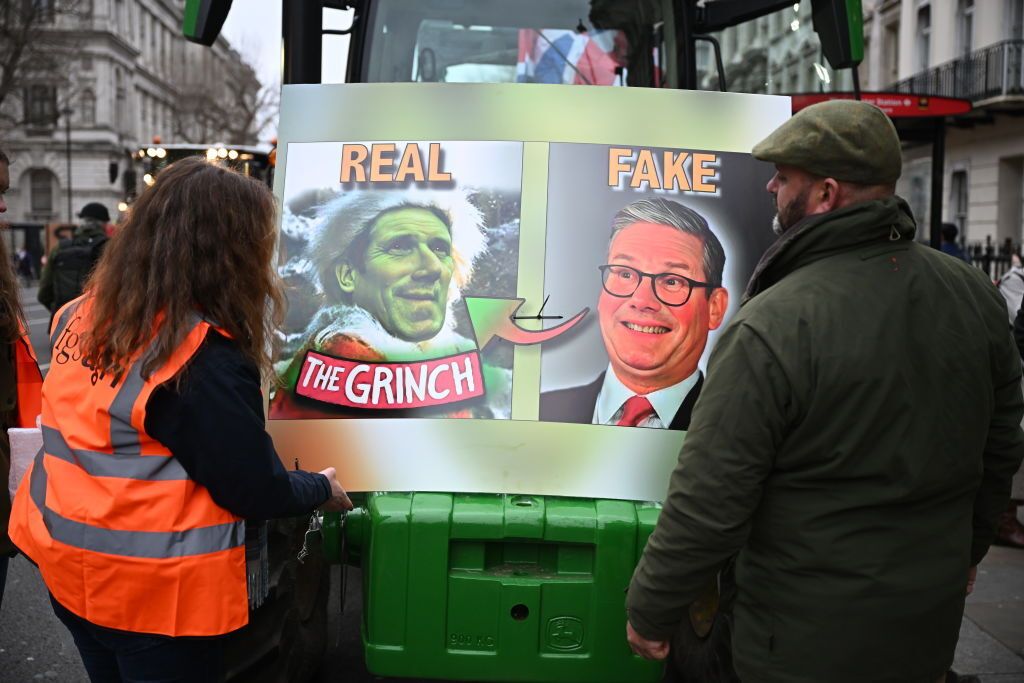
left=626, top=621, right=670, bottom=660
left=966, top=564, right=978, bottom=596
left=318, top=467, right=354, bottom=512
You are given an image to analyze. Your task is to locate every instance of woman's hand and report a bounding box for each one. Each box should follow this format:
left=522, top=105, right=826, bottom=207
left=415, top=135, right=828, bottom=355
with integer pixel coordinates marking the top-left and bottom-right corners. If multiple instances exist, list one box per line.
left=318, top=467, right=354, bottom=512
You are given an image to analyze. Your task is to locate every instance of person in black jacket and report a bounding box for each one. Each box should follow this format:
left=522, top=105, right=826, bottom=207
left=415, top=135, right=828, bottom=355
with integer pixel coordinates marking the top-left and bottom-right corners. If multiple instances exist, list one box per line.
left=37, top=202, right=110, bottom=313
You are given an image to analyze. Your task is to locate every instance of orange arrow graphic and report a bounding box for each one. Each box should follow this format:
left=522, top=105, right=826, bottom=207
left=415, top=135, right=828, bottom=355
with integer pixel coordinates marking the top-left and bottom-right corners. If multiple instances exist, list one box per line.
left=464, top=297, right=588, bottom=350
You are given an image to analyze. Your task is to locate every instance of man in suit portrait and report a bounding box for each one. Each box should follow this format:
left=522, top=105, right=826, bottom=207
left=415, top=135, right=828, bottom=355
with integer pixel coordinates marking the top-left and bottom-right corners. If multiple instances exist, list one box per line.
left=540, top=197, right=729, bottom=429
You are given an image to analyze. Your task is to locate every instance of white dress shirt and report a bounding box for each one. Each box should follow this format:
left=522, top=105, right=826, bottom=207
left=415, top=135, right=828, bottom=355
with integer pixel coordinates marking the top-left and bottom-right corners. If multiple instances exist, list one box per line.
left=592, top=366, right=701, bottom=428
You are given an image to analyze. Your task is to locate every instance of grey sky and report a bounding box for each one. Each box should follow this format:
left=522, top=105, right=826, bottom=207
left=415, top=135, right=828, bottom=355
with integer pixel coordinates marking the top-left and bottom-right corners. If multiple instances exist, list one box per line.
left=220, top=1, right=352, bottom=90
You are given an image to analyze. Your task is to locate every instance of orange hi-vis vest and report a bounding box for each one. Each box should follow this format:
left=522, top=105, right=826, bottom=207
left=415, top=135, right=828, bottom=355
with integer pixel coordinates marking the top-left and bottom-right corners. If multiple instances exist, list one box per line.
left=13, top=321, right=43, bottom=427
left=9, top=297, right=248, bottom=637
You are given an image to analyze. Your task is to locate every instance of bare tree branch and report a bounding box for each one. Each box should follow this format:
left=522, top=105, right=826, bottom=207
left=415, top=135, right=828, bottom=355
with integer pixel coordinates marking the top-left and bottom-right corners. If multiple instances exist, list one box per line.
left=171, top=49, right=270, bottom=145
left=0, top=0, right=84, bottom=130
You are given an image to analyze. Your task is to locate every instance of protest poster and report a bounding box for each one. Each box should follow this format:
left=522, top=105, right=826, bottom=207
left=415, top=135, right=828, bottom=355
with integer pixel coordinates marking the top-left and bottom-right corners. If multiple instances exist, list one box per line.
left=270, top=83, right=789, bottom=500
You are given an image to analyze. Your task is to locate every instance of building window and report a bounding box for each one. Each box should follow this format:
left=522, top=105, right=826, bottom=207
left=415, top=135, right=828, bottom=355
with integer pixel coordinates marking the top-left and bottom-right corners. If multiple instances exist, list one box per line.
left=115, top=70, right=126, bottom=133
left=30, top=170, right=55, bottom=214
left=29, top=0, right=54, bottom=23
left=80, top=90, right=95, bottom=126
left=957, top=0, right=974, bottom=57
left=1009, top=0, right=1024, bottom=40
left=950, top=170, right=969, bottom=237
left=859, top=37, right=871, bottom=88
left=883, top=21, right=899, bottom=86
left=24, top=85, right=56, bottom=126
left=916, top=5, right=931, bottom=72
left=139, top=94, right=148, bottom=138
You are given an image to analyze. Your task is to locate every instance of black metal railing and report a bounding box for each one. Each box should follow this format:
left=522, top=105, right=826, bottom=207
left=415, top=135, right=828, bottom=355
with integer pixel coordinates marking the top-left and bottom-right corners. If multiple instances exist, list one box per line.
left=893, top=40, right=1024, bottom=102
left=967, top=236, right=1021, bottom=282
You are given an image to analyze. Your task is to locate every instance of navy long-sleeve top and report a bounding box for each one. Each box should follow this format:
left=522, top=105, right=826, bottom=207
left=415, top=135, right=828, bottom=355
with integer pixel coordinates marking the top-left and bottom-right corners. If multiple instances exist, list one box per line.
left=145, top=332, right=330, bottom=519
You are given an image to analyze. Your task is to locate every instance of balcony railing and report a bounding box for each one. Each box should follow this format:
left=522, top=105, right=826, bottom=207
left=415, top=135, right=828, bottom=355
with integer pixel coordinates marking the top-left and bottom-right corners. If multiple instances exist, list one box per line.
left=893, top=39, right=1024, bottom=103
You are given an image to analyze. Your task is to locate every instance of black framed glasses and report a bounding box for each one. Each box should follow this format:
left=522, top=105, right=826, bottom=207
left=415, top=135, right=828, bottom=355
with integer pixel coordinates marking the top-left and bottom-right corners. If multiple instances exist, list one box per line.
left=598, top=264, right=714, bottom=307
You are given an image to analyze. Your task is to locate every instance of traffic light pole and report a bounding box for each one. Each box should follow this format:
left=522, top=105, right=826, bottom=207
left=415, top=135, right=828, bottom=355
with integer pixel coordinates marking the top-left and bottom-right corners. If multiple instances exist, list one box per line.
left=676, top=1, right=698, bottom=89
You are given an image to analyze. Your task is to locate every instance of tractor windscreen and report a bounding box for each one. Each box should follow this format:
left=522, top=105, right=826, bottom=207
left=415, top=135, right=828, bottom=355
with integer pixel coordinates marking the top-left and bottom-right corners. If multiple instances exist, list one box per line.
left=359, top=0, right=672, bottom=88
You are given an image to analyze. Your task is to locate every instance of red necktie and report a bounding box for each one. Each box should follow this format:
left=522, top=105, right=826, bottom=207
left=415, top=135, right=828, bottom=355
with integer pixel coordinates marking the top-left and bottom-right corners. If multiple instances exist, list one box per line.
left=616, top=395, right=655, bottom=427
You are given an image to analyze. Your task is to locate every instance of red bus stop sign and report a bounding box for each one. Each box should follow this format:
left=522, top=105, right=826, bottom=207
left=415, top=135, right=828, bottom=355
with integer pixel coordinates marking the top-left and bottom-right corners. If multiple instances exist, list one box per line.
left=790, top=92, right=972, bottom=118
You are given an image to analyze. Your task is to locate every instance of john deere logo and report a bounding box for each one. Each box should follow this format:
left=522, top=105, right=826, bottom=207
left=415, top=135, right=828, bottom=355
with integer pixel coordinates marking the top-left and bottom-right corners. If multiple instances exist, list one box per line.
left=546, top=616, right=584, bottom=651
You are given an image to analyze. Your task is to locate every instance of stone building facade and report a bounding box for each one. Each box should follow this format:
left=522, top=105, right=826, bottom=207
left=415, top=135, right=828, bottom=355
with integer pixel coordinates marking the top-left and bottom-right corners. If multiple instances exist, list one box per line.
left=0, top=0, right=261, bottom=226
left=705, top=0, right=1024, bottom=251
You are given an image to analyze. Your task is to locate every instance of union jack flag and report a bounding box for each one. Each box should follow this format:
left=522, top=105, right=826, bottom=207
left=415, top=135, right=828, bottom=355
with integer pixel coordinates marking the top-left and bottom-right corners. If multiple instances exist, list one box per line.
left=516, top=29, right=628, bottom=86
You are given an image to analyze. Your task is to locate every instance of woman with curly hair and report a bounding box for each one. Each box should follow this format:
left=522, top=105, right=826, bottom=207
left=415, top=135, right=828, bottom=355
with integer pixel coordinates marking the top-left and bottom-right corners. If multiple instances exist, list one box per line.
left=9, top=157, right=351, bottom=682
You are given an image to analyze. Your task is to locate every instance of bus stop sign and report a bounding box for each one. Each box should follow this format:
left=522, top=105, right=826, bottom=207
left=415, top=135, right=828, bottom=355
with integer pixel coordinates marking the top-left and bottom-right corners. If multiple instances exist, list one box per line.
left=791, top=92, right=973, bottom=118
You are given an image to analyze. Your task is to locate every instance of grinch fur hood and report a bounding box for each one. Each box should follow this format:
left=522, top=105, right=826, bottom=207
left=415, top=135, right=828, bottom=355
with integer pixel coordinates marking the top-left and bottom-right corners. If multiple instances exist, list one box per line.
left=307, top=303, right=476, bottom=362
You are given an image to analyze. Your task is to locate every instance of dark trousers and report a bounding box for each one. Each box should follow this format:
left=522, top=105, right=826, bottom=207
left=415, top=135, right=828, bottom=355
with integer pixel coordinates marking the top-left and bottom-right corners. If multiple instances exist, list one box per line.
left=49, top=594, right=226, bottom=683
left=663, top=558, right=740, bottom=683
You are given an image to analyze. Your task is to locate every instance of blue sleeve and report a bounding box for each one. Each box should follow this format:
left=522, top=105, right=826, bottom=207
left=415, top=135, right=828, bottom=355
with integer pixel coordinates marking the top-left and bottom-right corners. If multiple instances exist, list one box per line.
left=145, top=333, right=331, bottom=520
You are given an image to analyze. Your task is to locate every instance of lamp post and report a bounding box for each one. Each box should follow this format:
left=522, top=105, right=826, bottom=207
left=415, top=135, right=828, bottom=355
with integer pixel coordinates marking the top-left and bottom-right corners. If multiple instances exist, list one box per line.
left=59, top=107, right=74, bottom=223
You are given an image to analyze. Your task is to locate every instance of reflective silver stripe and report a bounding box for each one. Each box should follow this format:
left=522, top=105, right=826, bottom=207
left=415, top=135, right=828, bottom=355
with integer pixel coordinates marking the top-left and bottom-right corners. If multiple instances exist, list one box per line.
left=42, top=425, right=188, bottom=482
left=49, top=300, right=83, bottom=350
left=108, top=358, right=147, bottom=454
left=29, top=449, right=243, bottom=559
left=108, top=318, right=208, bottom=453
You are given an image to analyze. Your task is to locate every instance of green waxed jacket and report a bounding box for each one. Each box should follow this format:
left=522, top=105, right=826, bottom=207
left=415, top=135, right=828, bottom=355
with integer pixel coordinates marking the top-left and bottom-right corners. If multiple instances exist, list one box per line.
left=627, top=196, right=1024, bottom=683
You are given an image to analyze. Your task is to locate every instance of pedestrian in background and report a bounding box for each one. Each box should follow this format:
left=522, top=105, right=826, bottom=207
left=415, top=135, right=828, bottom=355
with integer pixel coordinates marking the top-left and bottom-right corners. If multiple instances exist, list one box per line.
left=9, top=157, right=352, bottom=683
left=0, top=146, right=43, bottom=609
left=14, top=248, right=34, bottom=285
left=625, top=101, right=1024, bottom=683
left=37, top=201, right=110, bottom=314
left=940, top=222, right=970, bottom=262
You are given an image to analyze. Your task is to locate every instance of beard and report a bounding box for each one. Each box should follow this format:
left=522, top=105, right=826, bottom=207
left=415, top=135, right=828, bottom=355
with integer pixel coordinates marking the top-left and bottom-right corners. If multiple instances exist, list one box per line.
left=772, top=213, right=785, bottom=236
left=771, top=186, right=813, bottom=236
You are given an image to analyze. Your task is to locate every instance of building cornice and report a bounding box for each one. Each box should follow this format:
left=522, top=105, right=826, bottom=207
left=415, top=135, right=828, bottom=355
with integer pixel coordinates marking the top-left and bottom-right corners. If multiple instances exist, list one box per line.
left=44, top=28, right=142, bottom=59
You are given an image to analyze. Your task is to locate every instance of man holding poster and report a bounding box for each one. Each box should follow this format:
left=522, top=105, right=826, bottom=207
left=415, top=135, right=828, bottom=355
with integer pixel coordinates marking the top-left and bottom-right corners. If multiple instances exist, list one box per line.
left=540, top=197, right=729, bottom=429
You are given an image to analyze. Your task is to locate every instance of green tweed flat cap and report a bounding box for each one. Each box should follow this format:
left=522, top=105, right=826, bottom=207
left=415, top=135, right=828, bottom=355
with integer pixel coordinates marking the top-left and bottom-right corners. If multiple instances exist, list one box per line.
left=752, top=100, right=902, bottom=184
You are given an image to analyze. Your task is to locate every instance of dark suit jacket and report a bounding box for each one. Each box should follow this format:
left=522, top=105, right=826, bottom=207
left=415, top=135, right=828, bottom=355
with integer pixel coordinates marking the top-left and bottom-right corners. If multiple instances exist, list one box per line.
left=538, top=371, right=704, bottom=431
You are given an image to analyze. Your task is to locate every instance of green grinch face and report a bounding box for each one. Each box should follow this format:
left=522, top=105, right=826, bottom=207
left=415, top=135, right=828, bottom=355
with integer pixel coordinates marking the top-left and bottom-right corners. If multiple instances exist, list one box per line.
left=337, top=207, right=454, bottom=342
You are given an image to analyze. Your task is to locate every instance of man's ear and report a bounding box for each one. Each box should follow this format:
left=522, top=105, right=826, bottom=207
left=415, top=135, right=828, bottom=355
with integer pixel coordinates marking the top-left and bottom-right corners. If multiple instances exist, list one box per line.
left=707, top=287, right=729, bottom=330
left=817, top=178, right=841, bottom=213
left=336, top=263, right=357, bottom=295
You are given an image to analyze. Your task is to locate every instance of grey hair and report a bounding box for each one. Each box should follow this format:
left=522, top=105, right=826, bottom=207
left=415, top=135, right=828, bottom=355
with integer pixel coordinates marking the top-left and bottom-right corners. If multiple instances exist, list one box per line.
left=610, top=197, right=726, bottom=290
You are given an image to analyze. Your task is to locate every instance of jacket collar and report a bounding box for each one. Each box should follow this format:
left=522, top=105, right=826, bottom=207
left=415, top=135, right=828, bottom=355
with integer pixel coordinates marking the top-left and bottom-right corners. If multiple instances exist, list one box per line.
left=743, top=195, right=917, bottom=303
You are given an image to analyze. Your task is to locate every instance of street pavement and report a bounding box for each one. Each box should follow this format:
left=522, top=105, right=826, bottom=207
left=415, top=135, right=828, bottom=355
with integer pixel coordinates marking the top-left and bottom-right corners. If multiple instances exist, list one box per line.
left=2, top=285, right=1022, bottom=682
left=20, top=285, right=50, bottom=370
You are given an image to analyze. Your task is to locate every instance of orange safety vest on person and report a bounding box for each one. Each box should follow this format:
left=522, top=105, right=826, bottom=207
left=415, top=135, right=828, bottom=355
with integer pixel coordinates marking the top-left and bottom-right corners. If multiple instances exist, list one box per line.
left=8, top=297, right=248, bottom=637
left=14, top=321, right=43, bottom=427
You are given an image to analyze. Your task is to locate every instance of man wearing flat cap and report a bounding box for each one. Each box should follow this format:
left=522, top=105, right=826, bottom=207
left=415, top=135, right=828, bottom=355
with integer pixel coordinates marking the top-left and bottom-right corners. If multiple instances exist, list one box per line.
left=625, top=100, right=1024, bottom=683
